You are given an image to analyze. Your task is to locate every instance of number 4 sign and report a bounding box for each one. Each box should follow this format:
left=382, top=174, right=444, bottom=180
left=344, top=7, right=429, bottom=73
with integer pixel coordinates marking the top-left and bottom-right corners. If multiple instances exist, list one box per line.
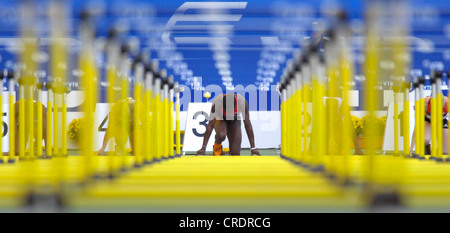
left=182, top=102, right=229, bottom=153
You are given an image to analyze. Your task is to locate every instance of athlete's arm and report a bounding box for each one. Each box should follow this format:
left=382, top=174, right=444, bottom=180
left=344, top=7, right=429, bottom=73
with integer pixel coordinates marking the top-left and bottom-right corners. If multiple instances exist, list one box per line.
left=97, top=118, right=112, bottom=155
left=243, top=100, right=260, bottom=155
left=196, top=105, right=216, bottom=155
left=97, top=130, right=111, bottom=155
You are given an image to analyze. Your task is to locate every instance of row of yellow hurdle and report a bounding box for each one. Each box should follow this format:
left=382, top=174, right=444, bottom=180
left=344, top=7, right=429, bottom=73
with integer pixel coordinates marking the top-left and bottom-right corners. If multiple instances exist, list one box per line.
left=1, top=1, right=450, bottom=212
left=0, top=3, right=187, bottom=212
left=278, top=4, right=450, bottom=211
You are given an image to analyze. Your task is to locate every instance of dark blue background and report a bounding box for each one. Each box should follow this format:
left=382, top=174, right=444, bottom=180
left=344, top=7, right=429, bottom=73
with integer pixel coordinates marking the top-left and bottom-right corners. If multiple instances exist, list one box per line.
left=0, top=0, right=449, bottom=110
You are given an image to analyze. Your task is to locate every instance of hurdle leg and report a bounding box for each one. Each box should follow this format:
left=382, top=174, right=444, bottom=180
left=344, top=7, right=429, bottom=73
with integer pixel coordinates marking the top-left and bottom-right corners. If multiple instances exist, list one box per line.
left=46, top=87, right=53, bottom=157
left=62, top=92, right=67, bottom=156
left=302, top=69, right=311, bottom=165
left=18, top=82, right=25, bottom=160
left=280, top=85, right=286, bottom=157
left=53, top=91, right=59, bottom=156
left=36, top=85, right=43, bottom=157
left=403, top=83, right=410, bottom=156
left=431, top=80, right=437, bottom=158
left=106, top=66, right=117, bottom=177
left=295, top=72, right=304, bottom=162
left=154, top=77, right=162, bottom=160
left=420, top=82, right=425, bottom=156
left=364, top=3, right=381, bottom=186
left=415, top=84, right=419, bottom=156
left=175, top=83, right=182, bottom=157
left=286, top=81, right=292, bottom=159
left=436, top=75, right=443, bottom=159
left=317, top=57, right=327, bottom=170
left=339, top=51, right=352, bottom=183
left=394, top=88, right=399, bottom=155
left=168, top=79, right=174, bottom=158
left=8, top=77, right=15, bottom=162
left=288, top=77, right=295, bottom=161
left=119, top=75, right=129, bottom=162
left=310, top=50, right=325, bottom=171
left=144, top=70, right=153, bottom=162
left=133, top=62, right=144, bottom=167
left=163, top=81, right=169, bottom=158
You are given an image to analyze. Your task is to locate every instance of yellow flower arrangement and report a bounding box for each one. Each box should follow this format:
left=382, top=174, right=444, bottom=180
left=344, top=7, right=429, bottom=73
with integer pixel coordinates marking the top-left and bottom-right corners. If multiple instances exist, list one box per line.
left=351, top=115, right=386, bottom=137
left=360, top=115, right=386, bottom=137
left=68, top=118, right=87, bottom=143
left=351, top=115, right=363, bottom=136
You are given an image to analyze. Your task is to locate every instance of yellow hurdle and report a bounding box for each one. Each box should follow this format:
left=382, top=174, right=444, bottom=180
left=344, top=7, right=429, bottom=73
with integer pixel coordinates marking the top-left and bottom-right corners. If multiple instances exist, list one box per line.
left=287, top=63, right=297, bottom=161
left=117, top=45, right=131, bottom=167
left=284, top=65, right=293, bottom=160
left=8, top=71, right=15, bottom=162
left=413, top=79, right=420, bottom=157
left=28, top=84, right=34, bottom=158
left=150, top=62, right=159, bottom=161
left=50, top=1, right=67, bottom=158
left=175, top=82, right=182, bottom=156
left=46, top=83, right=53, bottom=157
left=301, top=57, right=311, bottom=165
left=144, top=66, right=153, bottom=162
left=310, top=46, right=324, bottom=171
left=289, top=72, right=297, bottom=160
left=133, top=59, right=144, bottom=166
left=364, top=4, right=381, bottom=185
left=282, top=75, right=288, bottom=158
left=324, top=40, right=338, bottom=175
left=36, top=83, right=43, bottom=157
left=20, top=1, right=37, bottom=160
left=78, top=10, right=96, bottom=181
left=403, top=82, right=410, bottom=156
left=168, top=75, right=175, bottom=158
left=285, top=75, right=292, bottom=159
left=448, top=71, right=450, bottom=160
left=394, top=86, right=399, bottom=155
left=279, top=79, right=286, bottom=157
left=119, top=52, right=130, bottom=165
left=18, top=80, right=25, bottom=160
left=317, top=54, right=327, bottom=170
left=435, top=72, right=443, bottom=159
left=162, top=73, right=169, bottom=158
left=62, top=89, right=68, bottom=156
left=430, top=77, right=437, bottom=158
left=105, top=27, right=120, bottom=178
left=53, top=87, right=59, bottom=156
left=154, top=70, right=162, bottom=160
left=294, top=62, right=303, bottom=162
left=418, top=78, right=425, bottom=156
left=339, top=53, right=352, bottom=181
left=338, top=24, right=352, bottom=182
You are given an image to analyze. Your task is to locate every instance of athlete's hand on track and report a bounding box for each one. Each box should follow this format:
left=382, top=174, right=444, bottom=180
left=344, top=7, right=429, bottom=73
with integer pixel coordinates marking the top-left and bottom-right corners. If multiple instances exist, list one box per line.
left=196, top=148, right=206, bottom=155
left=96, top=148, right=106, bottom=156
left=251, top=149, right=261, bottom=156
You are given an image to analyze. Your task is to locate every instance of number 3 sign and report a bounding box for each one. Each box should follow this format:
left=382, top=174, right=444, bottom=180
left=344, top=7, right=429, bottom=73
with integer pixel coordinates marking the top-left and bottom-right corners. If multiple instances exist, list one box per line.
left=182, top=102, right=229, bottom=153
